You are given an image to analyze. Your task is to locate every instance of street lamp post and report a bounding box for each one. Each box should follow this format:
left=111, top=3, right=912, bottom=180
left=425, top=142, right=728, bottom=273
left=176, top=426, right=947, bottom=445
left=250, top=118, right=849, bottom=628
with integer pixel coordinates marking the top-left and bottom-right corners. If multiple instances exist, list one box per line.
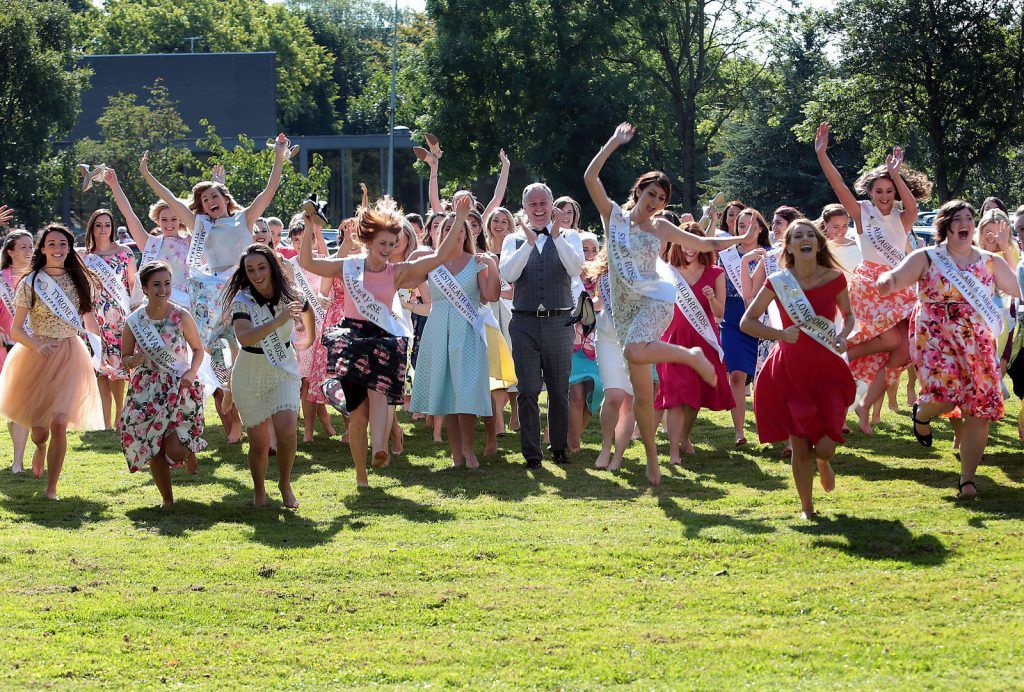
left=387, top=0, right=398, bottom=196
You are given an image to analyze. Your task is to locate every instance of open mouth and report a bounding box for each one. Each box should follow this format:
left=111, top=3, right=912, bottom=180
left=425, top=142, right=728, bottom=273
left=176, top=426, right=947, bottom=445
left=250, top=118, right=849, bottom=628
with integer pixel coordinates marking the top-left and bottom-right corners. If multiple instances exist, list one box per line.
left=957, top=229, right=969, bottom=240
left=799, top=243, right=814, bottom=253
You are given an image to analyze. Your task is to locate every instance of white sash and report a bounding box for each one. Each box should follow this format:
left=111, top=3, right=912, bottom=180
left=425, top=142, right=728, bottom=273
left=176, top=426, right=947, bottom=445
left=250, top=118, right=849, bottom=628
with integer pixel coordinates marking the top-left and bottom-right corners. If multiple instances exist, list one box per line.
left=186, top=216, right=212, bottom=269
left=767, top=270, right=842, bottom=356
left=26, top=272, right=103, bottom=370
left=926, top=247, right=1004, bottom=336
left=126, top=308, right=188, bottom=375
left=719, top=246, right=744, bottom=294
left=607, top=202, right=680, bottom=309
left=85, top=253, right=130, bottom=314
left=140, top=235, right=163, bottom=268
left=862, top=203, right=905, bottom=267
left=670, top=267, right=724, bottom=360
left=428, top=262, right=499, bottom=343
left=290, top=258, right=325, bottom=332
left=597, top=273, right=613, bottom=318
left=0, top=279, right=15, bottom=320
left=237, top=291, right=300, bottom=376
left=341, top=257, right=412, bottom=337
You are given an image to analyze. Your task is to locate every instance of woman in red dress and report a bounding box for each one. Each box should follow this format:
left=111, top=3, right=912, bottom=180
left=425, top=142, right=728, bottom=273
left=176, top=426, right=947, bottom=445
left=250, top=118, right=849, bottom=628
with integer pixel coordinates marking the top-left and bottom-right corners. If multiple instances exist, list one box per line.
left=741, top=220, right=856, bottom=518
left=655, top=223, right=734, bottom=464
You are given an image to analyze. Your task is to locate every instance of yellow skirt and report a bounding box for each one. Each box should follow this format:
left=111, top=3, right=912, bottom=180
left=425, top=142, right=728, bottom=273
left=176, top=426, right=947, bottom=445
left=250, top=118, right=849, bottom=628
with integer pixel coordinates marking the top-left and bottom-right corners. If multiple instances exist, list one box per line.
left=486, top=325, right=517, bottom=391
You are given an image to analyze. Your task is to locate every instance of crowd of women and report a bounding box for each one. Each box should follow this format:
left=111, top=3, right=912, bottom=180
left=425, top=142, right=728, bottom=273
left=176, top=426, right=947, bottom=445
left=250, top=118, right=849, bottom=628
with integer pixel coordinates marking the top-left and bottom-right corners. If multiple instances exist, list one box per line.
left=0, top=123, right=1021, bottom=519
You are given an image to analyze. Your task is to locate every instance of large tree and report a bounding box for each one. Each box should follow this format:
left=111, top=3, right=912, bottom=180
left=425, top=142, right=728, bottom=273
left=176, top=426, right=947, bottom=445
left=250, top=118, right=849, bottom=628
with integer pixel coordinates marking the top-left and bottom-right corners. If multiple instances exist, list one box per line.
left=86, top=0, right=340, bottom=135
left=802, top=0, right=1024, bottom=202
left=0, top=0, right=90, bottom=226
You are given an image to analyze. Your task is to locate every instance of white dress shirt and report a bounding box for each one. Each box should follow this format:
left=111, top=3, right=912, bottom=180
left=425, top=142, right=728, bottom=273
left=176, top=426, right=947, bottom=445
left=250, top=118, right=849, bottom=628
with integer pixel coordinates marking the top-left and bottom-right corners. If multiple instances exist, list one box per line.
left=498, top=226, right=585, bottom=284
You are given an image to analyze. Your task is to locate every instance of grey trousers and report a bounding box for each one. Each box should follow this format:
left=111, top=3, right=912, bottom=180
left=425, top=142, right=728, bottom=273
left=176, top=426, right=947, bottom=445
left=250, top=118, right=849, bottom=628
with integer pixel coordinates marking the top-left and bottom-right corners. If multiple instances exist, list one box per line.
left=509, top=313, right=574, bottom=463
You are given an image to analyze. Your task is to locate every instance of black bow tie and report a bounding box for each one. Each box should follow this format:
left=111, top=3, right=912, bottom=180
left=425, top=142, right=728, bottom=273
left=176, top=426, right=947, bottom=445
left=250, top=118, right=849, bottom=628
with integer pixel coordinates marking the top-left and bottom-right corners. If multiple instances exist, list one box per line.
left=533, top=227, right=549, bottom=236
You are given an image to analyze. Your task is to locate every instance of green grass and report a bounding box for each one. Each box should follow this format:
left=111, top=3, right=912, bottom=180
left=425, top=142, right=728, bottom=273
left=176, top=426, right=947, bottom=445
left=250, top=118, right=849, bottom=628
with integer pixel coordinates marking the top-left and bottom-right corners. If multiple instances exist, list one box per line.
left=1, top=388, right=1023, bottom=688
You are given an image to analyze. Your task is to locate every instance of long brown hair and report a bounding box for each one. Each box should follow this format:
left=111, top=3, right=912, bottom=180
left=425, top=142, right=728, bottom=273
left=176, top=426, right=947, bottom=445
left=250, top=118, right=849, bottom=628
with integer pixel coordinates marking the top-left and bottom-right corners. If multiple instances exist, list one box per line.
left=186, top=181, right=242, bottom=217
left=1, top=229, right=33, bottom=271
left=737, top=208, right=771, bottom=247
left=222, top=244, right=299, bottom=310
left=664, top=222, right=713, bottom=267
left=28, top=224, right=94, bottom=311
left=84, top=208, right=116, bottom=252
left=622, top=171, right=672, bottom=212
left=780, top=219, right=839, bottom=270
left=854, top=164, right=933, bottom=202
left=719, top=200, right=745, bottom=233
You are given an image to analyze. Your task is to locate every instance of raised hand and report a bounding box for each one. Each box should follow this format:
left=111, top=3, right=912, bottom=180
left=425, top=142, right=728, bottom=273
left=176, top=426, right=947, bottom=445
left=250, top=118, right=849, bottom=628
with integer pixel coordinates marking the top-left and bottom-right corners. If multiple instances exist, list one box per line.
left=140, top=150, right=151, bottom=178
left=680, top=212, right=696, bottom=224
left=610, top=122, right=636, bottom=147
left=211, top=164, right=226, bottom=185
left=814, top=122, right=830, bottom=154
left=498, top=148, right=509, bottom=167
left=359, top=182, right=369, bottom=208
left=101, top=167, right=118, bottom=187
left=0, top=205, right=15, bottom=226
left=273, top=133, right=289, bottom=162
left=550, top=206, right=568, bottom=238
left=886, top=146, right=905, bottom=176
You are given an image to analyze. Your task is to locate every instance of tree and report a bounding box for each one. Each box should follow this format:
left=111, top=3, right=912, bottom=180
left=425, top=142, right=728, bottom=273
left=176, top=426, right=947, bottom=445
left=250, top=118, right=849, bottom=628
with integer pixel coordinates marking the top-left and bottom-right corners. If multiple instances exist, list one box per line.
left=74, top=81, right=195, bottom=227
left=86, top=0, right=340, bottom=135
left=192, top=123, right=333, bottom=224
left=0, top=0, right=90, bottom=226
left=801, top=0, right=1024, bottom=202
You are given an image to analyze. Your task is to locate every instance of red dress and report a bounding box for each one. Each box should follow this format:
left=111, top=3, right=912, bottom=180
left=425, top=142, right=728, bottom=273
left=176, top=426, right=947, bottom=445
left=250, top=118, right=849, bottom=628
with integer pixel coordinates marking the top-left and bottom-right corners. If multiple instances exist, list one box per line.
left=655, top=265, right=735, bottom=411
left=753, top=273, right=855, bottom=444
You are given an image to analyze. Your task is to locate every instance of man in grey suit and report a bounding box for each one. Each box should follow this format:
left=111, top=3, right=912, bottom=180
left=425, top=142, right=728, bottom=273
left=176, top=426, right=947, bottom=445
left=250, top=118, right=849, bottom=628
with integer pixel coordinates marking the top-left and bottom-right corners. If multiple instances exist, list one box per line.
left=499, top=183, right=585, bottom=469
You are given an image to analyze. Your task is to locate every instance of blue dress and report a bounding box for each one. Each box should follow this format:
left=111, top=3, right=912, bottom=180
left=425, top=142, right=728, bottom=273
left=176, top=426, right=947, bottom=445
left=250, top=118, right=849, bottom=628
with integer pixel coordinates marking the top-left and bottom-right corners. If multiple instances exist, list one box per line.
left=720, top=251, right=765, bottom=377
left=409, top=258, right=492, bottom=416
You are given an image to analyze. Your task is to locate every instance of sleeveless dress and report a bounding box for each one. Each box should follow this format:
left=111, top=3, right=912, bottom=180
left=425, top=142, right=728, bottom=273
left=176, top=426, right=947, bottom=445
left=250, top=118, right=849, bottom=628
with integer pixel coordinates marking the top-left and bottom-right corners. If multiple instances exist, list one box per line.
left=119, top=306, right=207, bottom=471
left=594, top=273, right=633, bottom=394
left=189, top=211, right=252, bottom=352
left=655, top=265, right=734, bottom=411
left=0, top=273, right=104, bottom=431
left=721, top=249, right=767, bottom=376
left=230, top=290, right=303, bottom=427
left=848, top=201, right=915, bottom=383
left=307, top=276, right=345, bottom=406
left=608, top=212, right=674, bottom=346
left=91, top=249, right=133, bottom=380
left=753, top=273, right=855, bottom=443
left=910, top=252, right=1003, bottom=421
left=141, top=235, right=191, bottom=306
left=409, top=258, right=492, bottom=416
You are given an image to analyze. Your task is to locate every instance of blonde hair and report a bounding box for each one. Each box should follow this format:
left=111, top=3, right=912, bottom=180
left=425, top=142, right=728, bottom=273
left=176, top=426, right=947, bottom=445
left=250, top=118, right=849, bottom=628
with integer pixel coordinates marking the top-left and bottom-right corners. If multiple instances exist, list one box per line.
left=484, top=207, right=515, bottom=254
left=186, top=181, right=242, bottom=217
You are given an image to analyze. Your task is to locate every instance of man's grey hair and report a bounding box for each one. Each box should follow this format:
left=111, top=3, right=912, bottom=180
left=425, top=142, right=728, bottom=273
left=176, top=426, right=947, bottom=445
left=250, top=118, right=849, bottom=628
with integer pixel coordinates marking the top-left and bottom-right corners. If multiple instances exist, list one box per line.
left=521, top=182, right=553, bottom=208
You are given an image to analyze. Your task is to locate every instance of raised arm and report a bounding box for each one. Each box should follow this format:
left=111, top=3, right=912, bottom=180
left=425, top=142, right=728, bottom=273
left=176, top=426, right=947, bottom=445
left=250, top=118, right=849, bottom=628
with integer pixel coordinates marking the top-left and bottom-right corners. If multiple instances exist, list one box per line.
left=395, top=196, right=471, bottom=289
left=0, top=205, right=13, bottom=226
left=476, top=253, right=501, bottom=303
left=885, top=147, right=918, bottom=233
left=244, top=134, right=289, bottom=227
left=814, top=123, right=860, bottom=222
left=876, top=248, right=929, bottom=296
left=584, top=122, right=634, bottom=226
left=657, top=216, right=759, bottom=255
left=298, top=212, right=345, bottom=278
left=482, top=149, right=510, bottom=219
left=991, top=253, right=1023, bottom=300
left=102, top=168, right=150, bottom=250
left=140, top=150, right=195, bottom=230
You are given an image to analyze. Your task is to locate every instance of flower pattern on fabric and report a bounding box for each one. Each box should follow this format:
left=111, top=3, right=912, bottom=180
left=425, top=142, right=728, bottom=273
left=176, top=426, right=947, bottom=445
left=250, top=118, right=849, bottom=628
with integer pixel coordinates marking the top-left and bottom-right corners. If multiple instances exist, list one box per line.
left=119, top=307, right=206, bottom=471
left=910, top=256, right=1004, bottom=421
left=93, top=250, right=132, bottom=380
left=307, top=276, right=346, bottom=404
left=848, top=261, right=916, bottom=383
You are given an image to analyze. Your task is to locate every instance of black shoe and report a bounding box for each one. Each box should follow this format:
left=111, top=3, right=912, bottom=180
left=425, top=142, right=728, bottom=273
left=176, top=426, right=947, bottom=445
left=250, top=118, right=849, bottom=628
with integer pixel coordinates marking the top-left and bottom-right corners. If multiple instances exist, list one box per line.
left=911, top=403, right=933, bottom=447
left=552, top=450, right=570, bottom=465
left=525, top=458, right=541, bottom=470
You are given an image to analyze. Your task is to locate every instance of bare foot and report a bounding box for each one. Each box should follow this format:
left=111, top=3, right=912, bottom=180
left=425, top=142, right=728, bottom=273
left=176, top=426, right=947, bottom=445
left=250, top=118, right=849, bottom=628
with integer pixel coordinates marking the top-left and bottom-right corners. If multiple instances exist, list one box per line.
left=817, top=459, right=836, bottom=492
left=11, top=461, right=24, bottom=474
left=870, top=413, right=881, bottom=425
left=841, top=425, right=851, bottom=435
left=371, top=450, right=389, bottom=468
left=854, top=403, right=874, bottom=435
left=227, top=424, right=242, bottom=444
left=607, top=456, right=623, bottom=472
left=433, top=434, right=444, bottom=443
left=465, top=453, right=480, bottom=470
left=185, top=453, right=198, bottom=475
left=324, top=422, right=338, bottom=436
left=43, top=491, right=59, bottom=501
left=800, top=509, right=816, bottom=520
left=683, top=441, right=695, bottom=455
left=253, top=493, right=268, bottom=508
left=594, top=450, right=610, bottom=469
left=161, top=499, right=174, bottom=508
left=451, top=456, right=464, bottom=468
left=888, top=402, right=899, bottom=413
left=341, top=432, right=350, bottom=444
left=669, top=452, right=681, bottom=466
left=780, top=445, right=792, bottom=459
left=734, top=436, right=747, bottom=447
left=303, top=432, right=314, bottom=443
left=687, top=347, right=717, bottom=387
left=484, top=440, right=497, bottom=456
left=568, top=444, right=581, bottom=453
left=32, top=445, right=45, bottom=478
left=391, top=432, right=404, bottom=455
left=279, top=483, right=299, bottom=509
left=646, top=460, right=661, bottom=486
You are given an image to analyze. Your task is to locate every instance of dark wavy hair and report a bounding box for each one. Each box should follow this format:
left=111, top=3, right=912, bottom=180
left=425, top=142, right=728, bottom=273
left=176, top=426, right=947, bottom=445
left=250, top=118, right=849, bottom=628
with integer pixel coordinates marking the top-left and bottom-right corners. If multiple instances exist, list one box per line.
left=84, top=208, right=116, bottom=252
left=719, top=200, right=746, bottom=233
left=737, top=208, right=772, bottom=247
left=623, top=171, right=672, bottom=212
left=138, top=260, right=173, bottom=289
left=28, top=224, right=94, bottom=312
left=222, top=243, right=299, bottom=309
left=1, top=229, right=34, bottom=271
left=934, top=199, right=976, bottom=243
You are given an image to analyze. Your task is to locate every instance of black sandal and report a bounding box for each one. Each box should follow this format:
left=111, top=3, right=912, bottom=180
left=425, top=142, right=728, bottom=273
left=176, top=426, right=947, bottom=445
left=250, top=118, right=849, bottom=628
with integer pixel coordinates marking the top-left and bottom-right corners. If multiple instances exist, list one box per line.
left=911, top=403, right=932, bottom=447
left=956, top=479, right=977, bottom=500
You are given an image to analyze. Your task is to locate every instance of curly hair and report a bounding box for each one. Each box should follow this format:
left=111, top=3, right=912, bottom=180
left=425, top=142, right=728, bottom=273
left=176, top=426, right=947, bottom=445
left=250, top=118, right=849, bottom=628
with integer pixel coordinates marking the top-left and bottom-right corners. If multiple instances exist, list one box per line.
left=186, top=181, right=243, bottom=217
left=854, top=164, right=933, bottom=202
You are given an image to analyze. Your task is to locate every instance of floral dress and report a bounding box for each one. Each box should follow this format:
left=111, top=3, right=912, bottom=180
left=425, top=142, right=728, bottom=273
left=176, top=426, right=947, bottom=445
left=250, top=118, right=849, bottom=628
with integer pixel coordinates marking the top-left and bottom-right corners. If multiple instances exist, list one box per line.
left=120, top=307, right=207, bottom=472
left=910, top=253, right=1003, bottom=421
left=307, top=276, right=346, bottom=405
left=92, top=250, right=132, bottom=380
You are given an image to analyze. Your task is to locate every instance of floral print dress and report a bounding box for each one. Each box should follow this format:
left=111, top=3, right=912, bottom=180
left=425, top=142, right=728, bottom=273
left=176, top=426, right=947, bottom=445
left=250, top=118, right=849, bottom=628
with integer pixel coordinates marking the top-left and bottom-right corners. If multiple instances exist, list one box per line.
left=120, top=307, right=207, bottom=472
left=910, top=253, right=1003, bottom=421
left=306, top=276, right=346, bottom=405
left=92, top=250, right=132, bottom=380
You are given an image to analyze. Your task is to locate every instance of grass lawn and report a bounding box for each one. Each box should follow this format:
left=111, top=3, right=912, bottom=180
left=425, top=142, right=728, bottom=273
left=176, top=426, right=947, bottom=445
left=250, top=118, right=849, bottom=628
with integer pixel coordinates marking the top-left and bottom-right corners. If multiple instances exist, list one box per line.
left=0, top=389, right=1023, bottom=688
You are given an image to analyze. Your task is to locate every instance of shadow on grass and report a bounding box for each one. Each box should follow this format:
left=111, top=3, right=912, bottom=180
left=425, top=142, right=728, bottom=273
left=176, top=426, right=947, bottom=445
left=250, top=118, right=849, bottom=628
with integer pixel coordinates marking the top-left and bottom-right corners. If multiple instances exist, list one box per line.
left=794, top=512, right=948, bottom=565
left=657, top=495, right=775, bottom=539
left=837, top=452, right=963, bottom=489
left=0, top=473, right=109, bottom=528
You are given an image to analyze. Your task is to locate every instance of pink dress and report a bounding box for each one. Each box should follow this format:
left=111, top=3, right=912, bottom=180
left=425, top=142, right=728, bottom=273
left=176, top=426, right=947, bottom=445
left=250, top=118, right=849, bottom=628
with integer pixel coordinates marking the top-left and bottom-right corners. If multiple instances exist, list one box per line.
left=0, top=267, right=19, bottom=372
left=91, top=250, right=132, bottom=380
left=910, top=254, right=1003, bottom=420
left=655, top=265, right=734, bottom=411
left=294, top=263, right=326, bottom=380
left=306, top=276, right=346, bottom=405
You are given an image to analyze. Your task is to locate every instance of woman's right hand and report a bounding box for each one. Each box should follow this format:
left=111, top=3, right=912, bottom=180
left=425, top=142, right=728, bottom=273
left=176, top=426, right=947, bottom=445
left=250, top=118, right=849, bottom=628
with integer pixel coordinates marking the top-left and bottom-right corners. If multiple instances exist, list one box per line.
left=140, top=150, right=151, bottom=178
left=280, top=301, right=304, bottom=324
left=610, top=122, right=636, bottom=147
left=33, top=337, right=56, bottom=357
left=814, top=122, right=829, bottom=154
left=780, top=325, right=800, bottom=344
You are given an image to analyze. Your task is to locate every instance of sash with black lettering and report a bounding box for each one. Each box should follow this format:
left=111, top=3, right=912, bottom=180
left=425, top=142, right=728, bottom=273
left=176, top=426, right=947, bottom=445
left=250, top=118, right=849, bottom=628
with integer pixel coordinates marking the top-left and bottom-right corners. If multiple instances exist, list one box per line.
left=237, top=290, right=300, bottom=377
left=186, top=215, right=212, bottom=269
left=861, top=201, right=905, bottom=267
left=140, top=235, right=163, bottom=268
left=26, top=271, right=103, bottom=370
left=84, top=253, right=130, bottom=314
left=927, top=246, right=1004, bottom=336
left=341, top=257, right=412, bottom=337
left=670, top=267, right=724, bottom=360
left=126, top=307, right=188, bottom=375
left=428, top=262, right=499, bottom=343
left=290, top=258, right=325, bottom=333
left=767, top=269, right=842, bottom=356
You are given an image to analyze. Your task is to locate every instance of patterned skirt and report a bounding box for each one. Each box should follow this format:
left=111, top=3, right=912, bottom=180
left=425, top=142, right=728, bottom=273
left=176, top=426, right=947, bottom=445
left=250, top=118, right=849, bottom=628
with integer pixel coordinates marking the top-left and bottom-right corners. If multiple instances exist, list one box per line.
left=322, top=318, right=408, bottom=413
left=848, top=261, right=915, bottom=383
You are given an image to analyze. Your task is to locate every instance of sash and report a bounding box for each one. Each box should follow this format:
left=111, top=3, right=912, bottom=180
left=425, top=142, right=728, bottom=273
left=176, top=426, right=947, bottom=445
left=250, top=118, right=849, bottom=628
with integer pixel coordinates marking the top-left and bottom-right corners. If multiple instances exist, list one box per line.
left=341, top=257, right=412, bottom=337
left=27, top=271, right=103, bottom=370
left=0, top=279, right=15, bottom=320
left=719, top=246, right=744, bottom=295
left=84, top=253, right=130, bottom=314
left=670, top=267, right=724, bottom=360
left=926, top=247, right=1004, bottom=336
left=428, top=262, right=499, bottom=343
left=767, top=270, right=842, bottom=356
left=861, top=203, right=905, bottom=267
left=597, top=273, right=613, bottom=318
left=237, top=291, right=300, bottom=377
left=290, top=258, right=325, bottom=332
left=186, top=215, right=212, bottom=269
left=607, top=202, right=680, bottom=310
left=140, top=235, right=163, bottom=268
left=126, top=308, right=188, bottom=375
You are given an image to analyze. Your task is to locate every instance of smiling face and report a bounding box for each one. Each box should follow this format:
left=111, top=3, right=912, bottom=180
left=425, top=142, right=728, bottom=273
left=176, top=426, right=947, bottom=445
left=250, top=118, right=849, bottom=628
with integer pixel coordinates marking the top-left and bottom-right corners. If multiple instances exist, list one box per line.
left=822, top=213, right=849, bottom=241
left=634, top=183, right=668, bottom=221
left=41, top=230, right=70, bottom=267
left=524, top=188, right=553, bottom=229
left=869, top=178, right=896, bottom=212
left=467, top=215, right=481, bottom=238
left=243, top=252, right=274, bottom=295
left=10, top=235, right=33, bottom=269
left=428, top=215, right=444, bottom=245
left=389, top=229, right=409, bottom=262
left=557, top=203, right=577, bottom=229
left=200, top=187, right=229, bottom=219
left=489, top=212, right=511, bottom=243
left=91, top=213, right=114, bottom=246
left=772, top=214, right=791, bottom=239
left=725, top=204, right=741, bottom=233
left=582, top=238, right=598, bottom=262
left=268, top=221, right=284, bottom=246
left=143, top=269, right=173, bottom=304
left=252, top=220, right=271, bottom=245
left=946, top=208, right=975, bottom=248
left=157, top=207, right=180, bottom=235
left=786, top=222, right=821, bottom=262
left=367, top=231, right=398, bottom=265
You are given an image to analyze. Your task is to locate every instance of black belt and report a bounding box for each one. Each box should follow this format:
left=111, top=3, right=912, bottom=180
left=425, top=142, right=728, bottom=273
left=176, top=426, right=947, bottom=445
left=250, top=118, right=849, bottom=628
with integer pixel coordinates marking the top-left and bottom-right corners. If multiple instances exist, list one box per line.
left=243, top=341, right=292, bottom=355
left=512, top=308, right=571, bottom=317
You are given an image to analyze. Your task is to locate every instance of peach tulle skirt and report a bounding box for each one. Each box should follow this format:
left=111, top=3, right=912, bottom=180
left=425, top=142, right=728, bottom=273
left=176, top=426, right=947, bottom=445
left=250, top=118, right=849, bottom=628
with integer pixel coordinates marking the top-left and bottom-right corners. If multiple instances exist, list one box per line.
left=0, top=337, right=104, bottom=431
